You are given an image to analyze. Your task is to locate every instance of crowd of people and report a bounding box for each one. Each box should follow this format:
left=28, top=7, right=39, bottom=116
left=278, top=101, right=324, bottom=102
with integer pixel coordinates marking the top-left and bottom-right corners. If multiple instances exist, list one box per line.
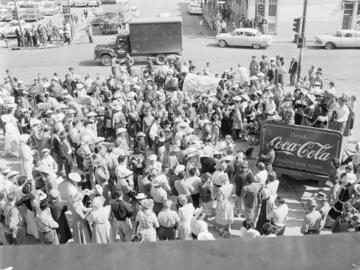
left=0, top=53, right=359, bottom=246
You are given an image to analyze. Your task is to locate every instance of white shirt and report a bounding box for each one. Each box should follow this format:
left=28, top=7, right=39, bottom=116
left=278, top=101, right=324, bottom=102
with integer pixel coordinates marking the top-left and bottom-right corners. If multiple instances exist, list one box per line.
left=267, top=204, right=288, bottom=227
left=185, top=176, right=202, bottom=195
left=239, top=227, right=260, bottom=239
left=266, top=180, right=279, bottom=198
left=335, top=104, right=350, bottom=123
left=255, top=170, right=268, bottom=186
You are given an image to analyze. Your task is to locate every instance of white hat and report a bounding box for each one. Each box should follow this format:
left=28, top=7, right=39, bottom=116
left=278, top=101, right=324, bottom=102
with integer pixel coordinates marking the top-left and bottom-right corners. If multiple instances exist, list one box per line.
left=20, top=134, right=31, bottom=143
left=88, top=112, right=97, bottom=117
left=116, top=127, right=127, bottom=135
left=174, top=165, right=185, bottom=175
left=135, top=193, right=146, bottom=200
left=257, top=72, right=265, bottom=77
left=306, top=94, right=316, bottom=104
left=7, top=171, right=19, bottom=178
left=233, top=96, right=241, bottom=102
left=158, top=136, right=165, bottom=142
left=68, top=172, right=81, bottom=182
left=43, top=82, right=51, bottom=88
left=250, top=76, right=258, bottom=81
left=342, top=173, right=357, bottom=185
left=1, top=115, right=11, bottom=123
left=76, top=83, right=84, bottom=90
left=95, top=137, right=105, bottom=144
left=92, top=196, right=104, bottom=209
left=148, top=154, right=157, bottom=161
left=183, top=147, right=197, bottom=158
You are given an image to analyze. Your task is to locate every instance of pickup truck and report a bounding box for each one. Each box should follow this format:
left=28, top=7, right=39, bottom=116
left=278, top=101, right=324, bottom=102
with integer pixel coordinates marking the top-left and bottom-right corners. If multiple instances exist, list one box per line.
left=94, top=16, right=182, bottom=66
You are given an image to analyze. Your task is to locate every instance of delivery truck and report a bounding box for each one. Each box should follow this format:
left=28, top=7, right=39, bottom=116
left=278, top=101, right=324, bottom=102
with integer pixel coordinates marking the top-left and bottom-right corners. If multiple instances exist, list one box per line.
left=94, top=17, right=183, bottom=66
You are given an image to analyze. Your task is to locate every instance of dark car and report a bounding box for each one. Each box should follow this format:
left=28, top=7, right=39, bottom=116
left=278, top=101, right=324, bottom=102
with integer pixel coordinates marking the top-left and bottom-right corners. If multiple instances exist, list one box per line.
left=90, top=12, right=118, bottom=26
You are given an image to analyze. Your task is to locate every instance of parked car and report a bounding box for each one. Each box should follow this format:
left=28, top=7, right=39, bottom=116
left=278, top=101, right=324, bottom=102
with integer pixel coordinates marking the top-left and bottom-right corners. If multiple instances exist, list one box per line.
left=73, top=0, right=88, bottom=7
left=42, top=2, right=60, bottom=15
left=90, top=11, right=117, bottom=26
left=3, top=19, right=31, bottom=38
left=19, top=2, right=44, bottom=21
left=215, top=28, right=272, bottom=49
left=188, top=2, right=202, bottom=15
left=0, top=7, right=13, bottom=21
left=0, top=21, right=8, bottom=37
left=314, top=29, right=360, bottom=49
left=87, top=0, right=100, bottom=6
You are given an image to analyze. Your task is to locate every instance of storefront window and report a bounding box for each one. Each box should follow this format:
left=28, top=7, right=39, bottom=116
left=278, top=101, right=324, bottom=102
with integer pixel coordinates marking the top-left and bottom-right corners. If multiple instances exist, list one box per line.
left=269, top=0, right=277, bottom=17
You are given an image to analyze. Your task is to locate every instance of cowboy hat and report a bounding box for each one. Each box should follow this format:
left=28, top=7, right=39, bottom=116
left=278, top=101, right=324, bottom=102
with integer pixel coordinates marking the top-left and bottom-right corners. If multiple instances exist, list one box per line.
left=41, top=148, right=51, bottom=154
left=87, top=112, right=97, bottom=118
left=68, top=172, right=81, bottom=183
left=232, top=96, right=241, bottom=102
left=137, top=131, right=146, bottom=137
left=49, top=189, right=60, bottom=200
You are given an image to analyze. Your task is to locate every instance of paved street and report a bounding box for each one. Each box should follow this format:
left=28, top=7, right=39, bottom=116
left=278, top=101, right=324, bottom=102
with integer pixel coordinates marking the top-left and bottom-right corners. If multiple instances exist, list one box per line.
left=0, top=0, right=359, bottom=238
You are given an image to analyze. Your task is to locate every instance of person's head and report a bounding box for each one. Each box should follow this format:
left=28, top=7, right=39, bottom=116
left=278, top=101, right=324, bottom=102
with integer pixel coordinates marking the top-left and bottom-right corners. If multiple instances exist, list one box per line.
left=6, top=192, right=16, bottom=206
left=178, top=171, right=186, bottom=179
left=163, top=200, right=172, bottom=210
left=257, top=162, right=265, bottom=171
left=242, top=219, right=254, bottom=230
left=329, top=81, right=334, bottom=88
left=245, top=147, right=254, bottom=158
left=246, top=173, right=255, bottom=184
left=267, top=171, right=277, bottom=182
left=239, top=161, right=249, bottom=173
left=275, top=195, right=285, bottom=207
left=189, top=167, right=197, bottom=177
left=112, top=190, right=123, bottom=200
left=117, top=155, right=127, bottom=164
left=306, top=198, right=318, bottom=211
left=39, top=198, right=49, bottom=211
left=17, top=176, right=27, bottom=187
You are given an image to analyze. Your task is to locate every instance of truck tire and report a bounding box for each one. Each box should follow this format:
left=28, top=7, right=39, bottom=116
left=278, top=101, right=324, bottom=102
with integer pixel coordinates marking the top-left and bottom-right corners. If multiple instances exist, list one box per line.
left=100, top=54, right=112, bottom=66
left=252, top=43, right=261, bottom=49
left=155, top=54, right=166, bottom=65
left=325, top=42, right=335, bottom=50
left=218, top=40, right=227, bottom=48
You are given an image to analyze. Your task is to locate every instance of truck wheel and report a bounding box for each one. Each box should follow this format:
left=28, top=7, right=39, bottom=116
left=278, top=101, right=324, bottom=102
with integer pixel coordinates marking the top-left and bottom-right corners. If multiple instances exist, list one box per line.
left=325, top=42, right=335, bottom=50
left=155, top=54, right=166, bottom=65
left=252, top=43, right=261, bottom=49
left=100, top=54, right=112, bottom=66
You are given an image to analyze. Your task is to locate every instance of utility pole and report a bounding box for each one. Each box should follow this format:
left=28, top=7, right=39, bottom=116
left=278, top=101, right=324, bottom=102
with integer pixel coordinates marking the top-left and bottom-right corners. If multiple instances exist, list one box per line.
left=13, top=0, right=24, bottom=47
left=297, top=0, right=308, bottom=82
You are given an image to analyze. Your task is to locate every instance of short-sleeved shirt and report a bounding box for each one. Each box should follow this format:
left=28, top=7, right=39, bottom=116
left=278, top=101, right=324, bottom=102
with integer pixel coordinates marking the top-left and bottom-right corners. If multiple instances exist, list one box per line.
left=136, top=210, right=159, bottom=230
left=157, top=209, right=180, bottom=228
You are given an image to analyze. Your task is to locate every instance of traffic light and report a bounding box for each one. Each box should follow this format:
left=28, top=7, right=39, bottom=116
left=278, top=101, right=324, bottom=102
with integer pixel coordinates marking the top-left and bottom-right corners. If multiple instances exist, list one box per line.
left=297, top=36, right=305, bottom=48
left=292, top=18, right=301, bottom=33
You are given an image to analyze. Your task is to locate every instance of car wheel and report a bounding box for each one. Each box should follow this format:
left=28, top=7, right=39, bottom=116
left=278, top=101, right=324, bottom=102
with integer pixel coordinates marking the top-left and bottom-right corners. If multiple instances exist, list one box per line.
left=252, top=43, right=261, bottom=49
left=218, top=39, right=227, bottom=48
left=155, top=54, right=166, bottom=65
left=325, top=42, right=335, bottom=50
left=100, top=54, right=112, bottom=66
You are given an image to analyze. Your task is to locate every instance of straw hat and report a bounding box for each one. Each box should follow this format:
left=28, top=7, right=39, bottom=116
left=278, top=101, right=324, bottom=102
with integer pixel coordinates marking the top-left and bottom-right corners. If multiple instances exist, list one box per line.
left=135, top=193, right=147, bottom=200
left=42, top=148, right=51, bottom=154
left=49, top=189, right=60, bottom=200
left=116, top=127, right=127, bottom=135
left=68, top=172, right=81, bottom=183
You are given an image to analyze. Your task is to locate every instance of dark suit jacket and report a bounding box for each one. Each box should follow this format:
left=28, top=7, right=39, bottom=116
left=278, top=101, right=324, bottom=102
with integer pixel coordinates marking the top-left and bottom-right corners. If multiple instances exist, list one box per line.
left=59, top=139, right=73, bottom=163
left=49, top=201, right=72, bottom=244
left=289, top=60, right=298, bottom=74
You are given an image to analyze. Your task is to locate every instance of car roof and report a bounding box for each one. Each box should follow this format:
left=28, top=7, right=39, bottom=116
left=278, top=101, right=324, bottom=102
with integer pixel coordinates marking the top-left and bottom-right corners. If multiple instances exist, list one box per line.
left=234, top=28, right=259, bottom=33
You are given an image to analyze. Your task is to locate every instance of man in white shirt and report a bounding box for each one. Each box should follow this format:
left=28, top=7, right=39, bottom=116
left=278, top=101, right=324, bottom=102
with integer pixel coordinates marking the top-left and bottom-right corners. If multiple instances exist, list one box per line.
left=255, top=162, right=268, bottom=186
left=326, top=81, right=336, bottom=95
left=334, top=96, right=350, bottom=135
left=267, top=196, right=288, bottom=235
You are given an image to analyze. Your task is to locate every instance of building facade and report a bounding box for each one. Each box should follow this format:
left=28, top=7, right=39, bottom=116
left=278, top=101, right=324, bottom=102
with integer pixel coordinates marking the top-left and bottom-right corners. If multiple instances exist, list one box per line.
left=226, top=0, right=360, bottom=38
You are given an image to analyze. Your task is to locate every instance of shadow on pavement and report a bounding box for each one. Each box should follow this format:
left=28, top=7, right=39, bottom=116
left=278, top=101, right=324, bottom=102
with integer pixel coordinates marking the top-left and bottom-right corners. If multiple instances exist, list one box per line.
left=79, top=59, right=103, bottom=66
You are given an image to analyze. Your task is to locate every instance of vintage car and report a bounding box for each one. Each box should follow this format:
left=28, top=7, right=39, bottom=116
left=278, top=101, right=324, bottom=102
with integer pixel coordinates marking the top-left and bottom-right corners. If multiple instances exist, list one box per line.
left=188, top=1, right=202, bottom=15
left=314, top=29, right=360, bottom=49
left=0, top=7, right=13, bottom=21
left=3, top=20, right=31, bottom=38
left=42, top=2, right=60, bottom=15
left=215, top=28, right=272, bottom=49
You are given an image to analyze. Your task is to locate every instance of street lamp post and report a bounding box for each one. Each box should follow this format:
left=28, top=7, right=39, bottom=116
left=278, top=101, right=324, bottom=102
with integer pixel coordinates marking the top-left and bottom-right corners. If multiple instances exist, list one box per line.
left=13, top=0, right=24, bottom=47
left=297, top=0, right=308, bottom=82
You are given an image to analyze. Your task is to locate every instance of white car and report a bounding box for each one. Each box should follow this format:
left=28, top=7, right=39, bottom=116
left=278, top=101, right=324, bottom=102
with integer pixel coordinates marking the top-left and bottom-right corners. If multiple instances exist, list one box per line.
left=73, top=0, right=88, bottom=7
left=0, top=21, right=8, bottom=36
left=314, top=29, right=360, bottom=49
left=88, top=0, right=99, bottom=6
left=3, top=20, right=31, bottom=38
left=42, top=2, right=60, bottom=15
left=215, top=28, right=272, bottom=49
left=188, top=2, right=202, bottom=15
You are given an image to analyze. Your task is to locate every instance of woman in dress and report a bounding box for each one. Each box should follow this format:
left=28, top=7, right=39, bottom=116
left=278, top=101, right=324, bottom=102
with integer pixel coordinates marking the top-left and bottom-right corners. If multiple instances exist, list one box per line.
left=215, top=178, right=234, bottom=234
left=2, top=114, right=20, bottom=157
left=19, top=134, right=34, bottom=180
left=135, top=198, right=159, bottom=242
left=87, top=196, right=115, bottom=244
left=177, top=195, right=195, bottom=240
left=68, top=192, right=92, bottom=244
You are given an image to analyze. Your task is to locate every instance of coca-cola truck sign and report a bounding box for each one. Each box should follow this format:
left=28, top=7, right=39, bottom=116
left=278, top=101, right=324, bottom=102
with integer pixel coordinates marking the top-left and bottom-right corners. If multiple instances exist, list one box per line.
left=260, top=123, right=343, bottom=176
